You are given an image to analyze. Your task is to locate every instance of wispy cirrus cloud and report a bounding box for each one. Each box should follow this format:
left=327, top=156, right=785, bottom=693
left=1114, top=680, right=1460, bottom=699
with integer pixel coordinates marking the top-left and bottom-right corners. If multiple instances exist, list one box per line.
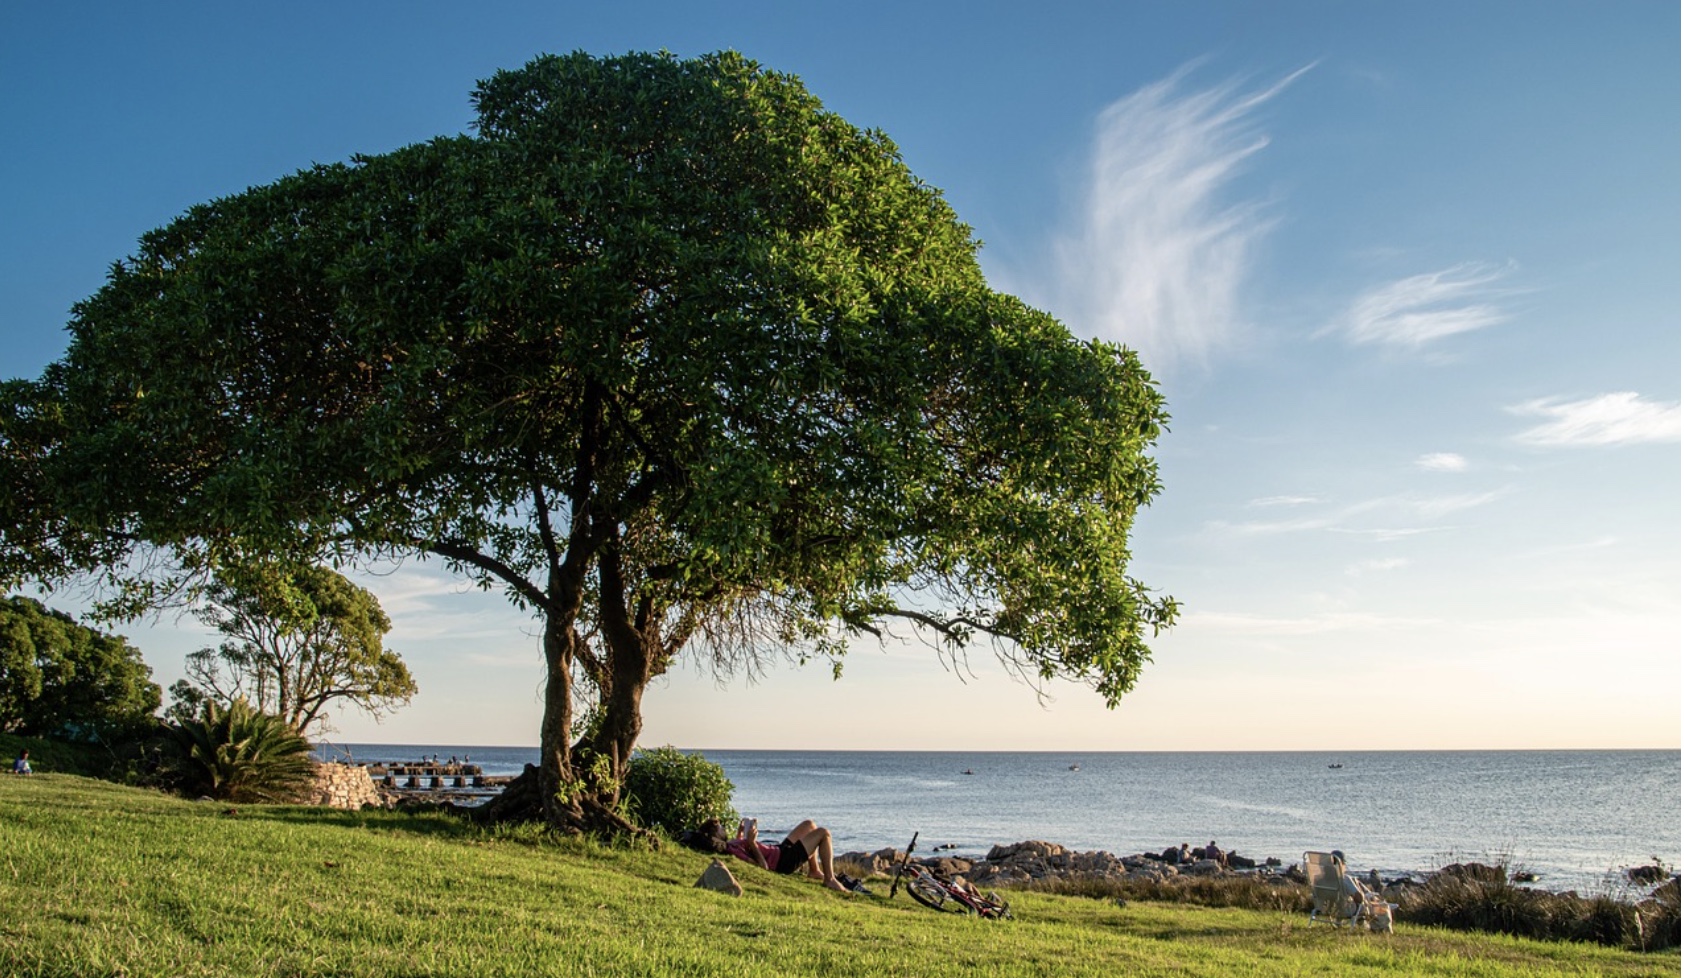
left=1330, top=262, right=1514, bottom=348
left=1246, top=494, right=1323, bottom=508
left=1509, top=392, right=1681, bottom=447
left=1407, top=489, right=1506, bottom=520
left=1346, top=556, right=1409, bottom=576
left=1207, top=489, right=1505, bottom=537
left=1183, top=609, right=1440, bottom=635
left=1035, top=63, right=1311, bottom=372
left=1415, top=452, right=1468, bottom=472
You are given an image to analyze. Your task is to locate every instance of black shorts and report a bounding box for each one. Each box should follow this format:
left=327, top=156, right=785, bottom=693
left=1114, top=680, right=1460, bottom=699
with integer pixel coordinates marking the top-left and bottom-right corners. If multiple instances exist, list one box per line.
left=774, top=837, right=809, bottom=874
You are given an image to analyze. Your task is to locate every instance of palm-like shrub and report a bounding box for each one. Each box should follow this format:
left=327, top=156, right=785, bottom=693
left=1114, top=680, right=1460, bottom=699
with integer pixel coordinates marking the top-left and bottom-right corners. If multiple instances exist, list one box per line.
left=166, top=698, right=316, bottom=803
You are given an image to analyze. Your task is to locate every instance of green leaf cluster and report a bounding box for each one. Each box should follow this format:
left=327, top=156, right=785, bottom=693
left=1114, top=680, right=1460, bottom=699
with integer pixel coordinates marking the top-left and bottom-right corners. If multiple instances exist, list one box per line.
left=621, top=744, right=738, bottom=836
left=163, top=697, right=316, bottom=803
left=0, top=595, right=161, bottom=737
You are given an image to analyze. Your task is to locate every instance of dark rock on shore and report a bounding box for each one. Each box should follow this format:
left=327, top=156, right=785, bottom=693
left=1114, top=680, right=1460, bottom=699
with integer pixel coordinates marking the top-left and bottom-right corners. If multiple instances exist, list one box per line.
left=1440, top=862, right=1507, bottom=884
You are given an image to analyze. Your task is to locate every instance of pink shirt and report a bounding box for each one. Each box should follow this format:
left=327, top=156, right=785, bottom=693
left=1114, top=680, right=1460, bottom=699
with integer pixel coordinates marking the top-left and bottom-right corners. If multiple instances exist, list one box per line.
left=726, top=838, right=780, bottom=869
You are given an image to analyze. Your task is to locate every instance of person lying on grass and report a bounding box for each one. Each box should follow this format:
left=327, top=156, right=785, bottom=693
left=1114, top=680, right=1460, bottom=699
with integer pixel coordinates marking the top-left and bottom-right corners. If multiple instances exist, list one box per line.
left=692, top=817, right=850, bottom=892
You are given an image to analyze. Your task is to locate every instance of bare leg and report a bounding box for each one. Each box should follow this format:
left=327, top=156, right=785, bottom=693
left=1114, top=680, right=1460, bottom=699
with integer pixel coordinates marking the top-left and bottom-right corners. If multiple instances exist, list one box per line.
left=784, top=821, right=846, bottom=891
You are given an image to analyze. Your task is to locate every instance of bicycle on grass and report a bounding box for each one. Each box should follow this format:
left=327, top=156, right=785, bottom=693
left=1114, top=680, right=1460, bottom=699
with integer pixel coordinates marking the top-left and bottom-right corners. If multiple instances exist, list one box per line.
left=888, top=832, right=1012, bottom=920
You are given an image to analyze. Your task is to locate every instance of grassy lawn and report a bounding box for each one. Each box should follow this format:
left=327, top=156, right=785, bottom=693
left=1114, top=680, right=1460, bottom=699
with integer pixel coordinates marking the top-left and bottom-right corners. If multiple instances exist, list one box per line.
left=0, top=775, right=1674, bottom=977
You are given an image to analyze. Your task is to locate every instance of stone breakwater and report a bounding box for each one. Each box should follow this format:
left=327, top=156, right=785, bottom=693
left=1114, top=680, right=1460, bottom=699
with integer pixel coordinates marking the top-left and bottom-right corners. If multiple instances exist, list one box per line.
left=303, top=760, right=518, bottom=809
left=307, top=761, right=389, bottom=810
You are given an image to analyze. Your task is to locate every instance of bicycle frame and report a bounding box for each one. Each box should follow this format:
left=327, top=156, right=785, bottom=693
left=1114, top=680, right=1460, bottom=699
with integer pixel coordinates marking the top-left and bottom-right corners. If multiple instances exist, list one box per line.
left=889, top=832, right=1012, bottom=920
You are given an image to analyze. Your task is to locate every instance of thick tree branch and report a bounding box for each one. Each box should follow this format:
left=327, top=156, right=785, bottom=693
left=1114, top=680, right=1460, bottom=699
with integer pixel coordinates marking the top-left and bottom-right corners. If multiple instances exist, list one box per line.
left=420, top=537, right=549, bottom=611
left=872, top=607, right=1010, bottom=646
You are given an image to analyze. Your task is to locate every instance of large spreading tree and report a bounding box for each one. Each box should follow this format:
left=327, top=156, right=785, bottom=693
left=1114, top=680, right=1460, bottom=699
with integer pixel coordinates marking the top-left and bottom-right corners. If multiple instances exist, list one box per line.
left=0, top=51, right=1176, bottom=832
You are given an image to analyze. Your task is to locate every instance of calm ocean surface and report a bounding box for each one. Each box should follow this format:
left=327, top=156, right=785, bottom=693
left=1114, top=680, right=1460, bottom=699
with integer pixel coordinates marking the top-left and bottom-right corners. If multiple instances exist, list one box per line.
left=319, top=744, right=1679, bottom=895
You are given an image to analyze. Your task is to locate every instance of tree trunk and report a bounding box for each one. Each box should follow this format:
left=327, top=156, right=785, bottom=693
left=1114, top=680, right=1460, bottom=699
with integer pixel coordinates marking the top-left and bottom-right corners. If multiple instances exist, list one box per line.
left=586, top=627, right=659, bottom=793
left=477, top=602, right=649, bottom=839
left=536, top=609, right=578, bottom=827
left=583, top=543, right=668, bottom=799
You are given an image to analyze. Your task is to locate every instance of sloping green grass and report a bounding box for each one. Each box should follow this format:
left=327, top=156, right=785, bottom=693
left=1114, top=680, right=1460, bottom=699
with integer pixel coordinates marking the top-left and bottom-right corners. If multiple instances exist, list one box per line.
left=0, top=775, right=1674, bottom=977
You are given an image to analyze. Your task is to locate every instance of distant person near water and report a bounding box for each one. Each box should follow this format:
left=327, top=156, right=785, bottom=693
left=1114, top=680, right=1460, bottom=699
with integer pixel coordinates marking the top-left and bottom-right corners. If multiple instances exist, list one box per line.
left=12, top=750, right=32, bottom=775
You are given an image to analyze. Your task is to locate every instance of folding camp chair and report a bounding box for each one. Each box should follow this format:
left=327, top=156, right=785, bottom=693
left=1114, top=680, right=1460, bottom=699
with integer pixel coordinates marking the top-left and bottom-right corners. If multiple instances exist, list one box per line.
left=1305, top=851, right=1394, bottom=930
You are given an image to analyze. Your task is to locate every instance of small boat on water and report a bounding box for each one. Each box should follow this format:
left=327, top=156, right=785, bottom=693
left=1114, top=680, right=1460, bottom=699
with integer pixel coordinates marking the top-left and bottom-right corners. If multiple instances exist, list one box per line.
left=962, top=769, right=974, bottom=775
left=1068, top=764, right=1081, bottom=771
left=1328, top=763, right=1343, bottom=769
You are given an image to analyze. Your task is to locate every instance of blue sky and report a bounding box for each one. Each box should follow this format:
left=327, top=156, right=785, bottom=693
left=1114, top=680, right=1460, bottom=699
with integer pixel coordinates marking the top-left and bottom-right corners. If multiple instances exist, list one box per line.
left=3, top=2, right=1677, bottom=750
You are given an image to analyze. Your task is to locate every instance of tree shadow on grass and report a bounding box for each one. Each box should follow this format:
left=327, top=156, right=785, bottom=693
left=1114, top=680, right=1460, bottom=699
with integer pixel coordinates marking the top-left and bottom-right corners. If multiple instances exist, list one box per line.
left=221, top=802, right=491, bottom=841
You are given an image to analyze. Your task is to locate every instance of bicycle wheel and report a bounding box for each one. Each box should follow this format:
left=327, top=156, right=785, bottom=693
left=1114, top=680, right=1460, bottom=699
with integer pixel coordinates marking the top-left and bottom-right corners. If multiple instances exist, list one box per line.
left=907, top=876, right=962, bottom=913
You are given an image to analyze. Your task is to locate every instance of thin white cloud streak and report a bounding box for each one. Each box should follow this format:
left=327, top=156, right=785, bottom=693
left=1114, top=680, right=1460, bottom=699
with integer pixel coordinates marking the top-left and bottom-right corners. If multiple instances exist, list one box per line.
left=1331, top=262, right=1513, bottom=348
left=1207, top=489, right=1506, bottom=536
left=1508, top=392, right=1681, bottom=446
left=1346, top=557, right=1409, bottom=576
left=1181, top=609, right=1440, bottom=636
left=1409, top=489, right=1506, bottom=519
left=1041, top=63, right=1310, bottom=371
left=1415, top=452, right=1467, bottom=472
left=1246, top=494, right=1322, bottom=508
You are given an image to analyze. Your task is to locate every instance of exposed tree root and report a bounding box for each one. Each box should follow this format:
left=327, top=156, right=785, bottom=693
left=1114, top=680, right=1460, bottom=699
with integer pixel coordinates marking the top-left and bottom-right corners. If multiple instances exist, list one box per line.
left=467, top=764, right=657, bottom=845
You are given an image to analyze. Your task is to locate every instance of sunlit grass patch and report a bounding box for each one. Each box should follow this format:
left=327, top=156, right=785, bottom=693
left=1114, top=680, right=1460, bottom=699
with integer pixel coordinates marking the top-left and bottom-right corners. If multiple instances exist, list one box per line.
left=0, top=775, right=1676, bottom=977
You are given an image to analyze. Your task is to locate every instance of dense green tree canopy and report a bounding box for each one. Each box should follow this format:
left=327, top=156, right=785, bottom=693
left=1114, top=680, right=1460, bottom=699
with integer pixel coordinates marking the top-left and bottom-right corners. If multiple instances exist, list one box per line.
left=0, top=596, right=161, bottom=737
left=0, top=51, right=1175, bottom=829
left=167, top=562, right=416, bottom=735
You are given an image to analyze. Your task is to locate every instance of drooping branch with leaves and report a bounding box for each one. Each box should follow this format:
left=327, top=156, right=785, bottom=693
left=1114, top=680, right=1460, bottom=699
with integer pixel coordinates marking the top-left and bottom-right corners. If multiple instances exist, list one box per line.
left=0, top=50, right=1175, bottom=833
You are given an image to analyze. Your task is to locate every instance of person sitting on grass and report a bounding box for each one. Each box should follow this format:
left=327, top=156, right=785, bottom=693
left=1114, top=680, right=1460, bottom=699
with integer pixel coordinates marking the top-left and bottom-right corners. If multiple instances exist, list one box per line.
left=694, top=817, right=850, bottom=892
left=12, top=750, right=32, bottom=775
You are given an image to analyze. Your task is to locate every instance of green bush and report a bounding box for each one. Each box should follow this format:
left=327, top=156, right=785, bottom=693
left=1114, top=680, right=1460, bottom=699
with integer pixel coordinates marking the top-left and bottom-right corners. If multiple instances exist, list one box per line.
left=621, top=746, right=736, bottom=836
left=1025, top=871, right=1312, bottom=913
left=164, top=698, right=316, bottom=803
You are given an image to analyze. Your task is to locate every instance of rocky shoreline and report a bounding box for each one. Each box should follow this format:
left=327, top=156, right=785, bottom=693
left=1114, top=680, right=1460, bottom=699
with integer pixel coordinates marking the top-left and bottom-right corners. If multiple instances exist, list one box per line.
left=838, top=838, right=1678, bottom=903
left=843, top=839, right=1310, bottom=888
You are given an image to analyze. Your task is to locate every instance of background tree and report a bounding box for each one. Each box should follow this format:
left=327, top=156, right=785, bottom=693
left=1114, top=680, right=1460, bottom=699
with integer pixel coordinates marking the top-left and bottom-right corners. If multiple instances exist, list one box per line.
left=165, top=562, right=416, bottom=736
left=0, top=596, right=161, bottom=738
left=0, top=51, right=1176, bottom=832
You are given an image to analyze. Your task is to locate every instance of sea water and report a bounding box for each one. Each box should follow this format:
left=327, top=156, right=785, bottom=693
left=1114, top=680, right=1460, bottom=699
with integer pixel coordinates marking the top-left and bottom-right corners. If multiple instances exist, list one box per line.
left=318, top=744, right=1678, bottom=895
